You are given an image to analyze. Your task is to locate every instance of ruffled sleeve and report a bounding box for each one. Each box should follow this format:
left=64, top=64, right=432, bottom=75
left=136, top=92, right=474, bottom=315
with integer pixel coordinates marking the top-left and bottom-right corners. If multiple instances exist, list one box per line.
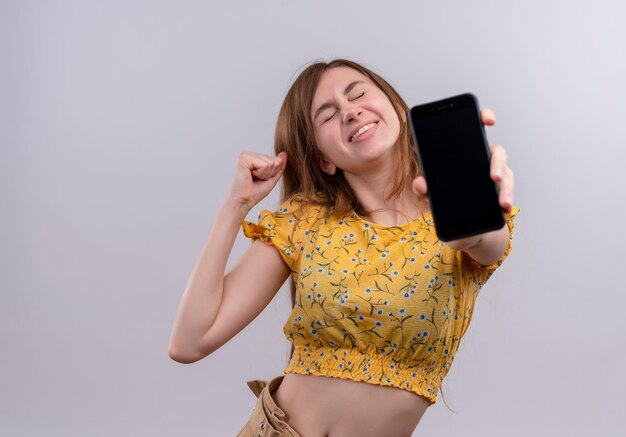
left=241, top=195, right=316, bottom=272
left=460, top=206, right=521, bottom=286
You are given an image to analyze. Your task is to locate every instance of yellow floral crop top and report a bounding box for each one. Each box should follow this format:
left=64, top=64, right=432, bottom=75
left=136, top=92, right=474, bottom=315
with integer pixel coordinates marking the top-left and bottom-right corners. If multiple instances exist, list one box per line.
left=241, top=193, right=520, bottom=404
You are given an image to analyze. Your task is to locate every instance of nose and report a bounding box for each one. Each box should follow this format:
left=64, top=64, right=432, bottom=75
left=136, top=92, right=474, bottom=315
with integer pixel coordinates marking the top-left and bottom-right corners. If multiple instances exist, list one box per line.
left=342, top=107, right=362, bottom=123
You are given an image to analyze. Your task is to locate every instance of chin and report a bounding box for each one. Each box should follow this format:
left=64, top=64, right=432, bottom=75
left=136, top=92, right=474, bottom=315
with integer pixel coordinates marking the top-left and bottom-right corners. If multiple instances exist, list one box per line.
left=363, top=140, right=395, bottom=156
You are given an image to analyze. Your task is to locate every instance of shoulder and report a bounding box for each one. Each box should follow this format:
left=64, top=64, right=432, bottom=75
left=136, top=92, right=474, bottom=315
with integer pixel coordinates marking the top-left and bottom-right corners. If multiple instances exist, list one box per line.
left=277, top=191, right=332, bottom=221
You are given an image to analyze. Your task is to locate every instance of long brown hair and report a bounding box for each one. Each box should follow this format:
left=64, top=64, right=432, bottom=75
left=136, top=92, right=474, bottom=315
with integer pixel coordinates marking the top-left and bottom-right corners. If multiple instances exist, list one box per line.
left=275, top=58, right=423, bottom=217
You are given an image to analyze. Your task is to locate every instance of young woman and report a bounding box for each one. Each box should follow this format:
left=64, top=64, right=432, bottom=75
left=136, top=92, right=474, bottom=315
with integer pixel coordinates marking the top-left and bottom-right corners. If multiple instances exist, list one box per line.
left=169, top=59, right=519, bottom=437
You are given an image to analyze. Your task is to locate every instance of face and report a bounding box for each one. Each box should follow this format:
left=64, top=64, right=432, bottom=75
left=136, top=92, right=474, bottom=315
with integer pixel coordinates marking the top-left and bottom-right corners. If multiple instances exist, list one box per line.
left=310, top=66, right=404, bottom=176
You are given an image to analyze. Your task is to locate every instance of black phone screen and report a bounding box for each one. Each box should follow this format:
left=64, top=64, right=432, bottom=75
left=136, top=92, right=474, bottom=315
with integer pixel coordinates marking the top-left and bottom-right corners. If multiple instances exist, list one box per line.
left=409, top=93, right=504, bottom=241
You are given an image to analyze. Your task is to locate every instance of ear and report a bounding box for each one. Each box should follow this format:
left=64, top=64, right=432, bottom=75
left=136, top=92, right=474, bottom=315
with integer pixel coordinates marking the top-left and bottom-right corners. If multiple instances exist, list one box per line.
left=400, top=110, right=407, bottom=124
left=320, top=157, right=337, bottom=175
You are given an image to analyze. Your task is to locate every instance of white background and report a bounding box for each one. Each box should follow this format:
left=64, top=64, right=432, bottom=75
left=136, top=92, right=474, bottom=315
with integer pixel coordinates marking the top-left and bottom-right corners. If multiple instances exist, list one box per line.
left=2, top=1, right=625, bottom=436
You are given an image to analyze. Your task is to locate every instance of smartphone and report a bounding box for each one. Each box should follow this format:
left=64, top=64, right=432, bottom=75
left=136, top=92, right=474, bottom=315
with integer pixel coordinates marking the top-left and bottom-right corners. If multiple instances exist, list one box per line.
left=408, top=93, right=504, bottom=242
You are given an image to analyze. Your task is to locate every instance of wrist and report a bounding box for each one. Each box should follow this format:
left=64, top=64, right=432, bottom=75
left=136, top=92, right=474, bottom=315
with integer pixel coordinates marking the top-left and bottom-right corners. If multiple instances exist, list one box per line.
left=446, top=234, right=484, bottom=251
left=220, top=196, right=251, bottom=222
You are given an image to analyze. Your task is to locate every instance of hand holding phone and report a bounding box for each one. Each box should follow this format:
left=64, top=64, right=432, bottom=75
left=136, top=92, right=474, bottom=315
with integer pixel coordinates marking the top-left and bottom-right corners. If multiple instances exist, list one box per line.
left=413, top=108, right=512, bottom=209
left=408, top=93, right=515, bottom=242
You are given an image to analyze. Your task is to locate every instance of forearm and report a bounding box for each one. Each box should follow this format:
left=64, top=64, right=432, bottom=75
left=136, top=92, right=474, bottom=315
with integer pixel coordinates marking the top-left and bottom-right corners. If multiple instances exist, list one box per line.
left=447, top=224, right=509, bottom=266
left=168, top=198, right=249, bottom=358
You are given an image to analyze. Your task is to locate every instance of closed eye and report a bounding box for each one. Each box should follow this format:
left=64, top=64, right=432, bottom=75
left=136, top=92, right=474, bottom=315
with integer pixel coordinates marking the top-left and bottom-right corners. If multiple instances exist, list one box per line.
left=322, top=92, right=365, bottom=123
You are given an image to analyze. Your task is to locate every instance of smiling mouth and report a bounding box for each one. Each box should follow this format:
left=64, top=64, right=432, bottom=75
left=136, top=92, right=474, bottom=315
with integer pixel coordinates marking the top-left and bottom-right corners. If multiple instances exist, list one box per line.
left=350, top=121, right=379, bottom=142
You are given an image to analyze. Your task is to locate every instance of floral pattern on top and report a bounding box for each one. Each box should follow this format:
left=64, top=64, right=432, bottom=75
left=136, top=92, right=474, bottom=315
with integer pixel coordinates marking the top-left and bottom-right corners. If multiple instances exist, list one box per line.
left=242, top=193, right=520, bottom=404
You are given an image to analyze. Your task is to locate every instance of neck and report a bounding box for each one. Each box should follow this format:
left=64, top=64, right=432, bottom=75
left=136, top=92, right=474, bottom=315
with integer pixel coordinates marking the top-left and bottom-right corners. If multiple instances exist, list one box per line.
left=343, top=153, right=428, bottom=226
left=356, top=194, right=427, bottom=227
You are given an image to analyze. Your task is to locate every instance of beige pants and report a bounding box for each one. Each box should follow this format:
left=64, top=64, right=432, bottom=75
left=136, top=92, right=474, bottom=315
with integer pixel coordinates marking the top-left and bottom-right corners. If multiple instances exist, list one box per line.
left=236, top=375, right=301, bottom=437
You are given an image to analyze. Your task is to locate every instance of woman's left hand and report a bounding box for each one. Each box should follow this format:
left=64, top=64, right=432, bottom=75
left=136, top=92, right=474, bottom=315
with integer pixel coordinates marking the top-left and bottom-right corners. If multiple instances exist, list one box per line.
left=411, top=108, right=515, bottom=214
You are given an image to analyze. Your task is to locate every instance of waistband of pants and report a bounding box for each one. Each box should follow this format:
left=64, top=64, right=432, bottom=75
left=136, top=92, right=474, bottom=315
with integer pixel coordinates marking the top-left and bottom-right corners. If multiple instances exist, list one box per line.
left=246, top=375, right=287, bottom=421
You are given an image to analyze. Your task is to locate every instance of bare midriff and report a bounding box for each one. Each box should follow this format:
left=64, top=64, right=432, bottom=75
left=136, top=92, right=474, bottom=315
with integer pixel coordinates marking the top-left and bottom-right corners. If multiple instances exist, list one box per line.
left=272, top=373, right=430, bottom=437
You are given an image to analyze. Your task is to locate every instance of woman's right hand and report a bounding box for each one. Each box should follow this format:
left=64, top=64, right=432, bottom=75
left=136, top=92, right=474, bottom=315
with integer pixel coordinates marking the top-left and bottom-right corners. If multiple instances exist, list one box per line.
left=229, top=150, right=288, bottom=210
